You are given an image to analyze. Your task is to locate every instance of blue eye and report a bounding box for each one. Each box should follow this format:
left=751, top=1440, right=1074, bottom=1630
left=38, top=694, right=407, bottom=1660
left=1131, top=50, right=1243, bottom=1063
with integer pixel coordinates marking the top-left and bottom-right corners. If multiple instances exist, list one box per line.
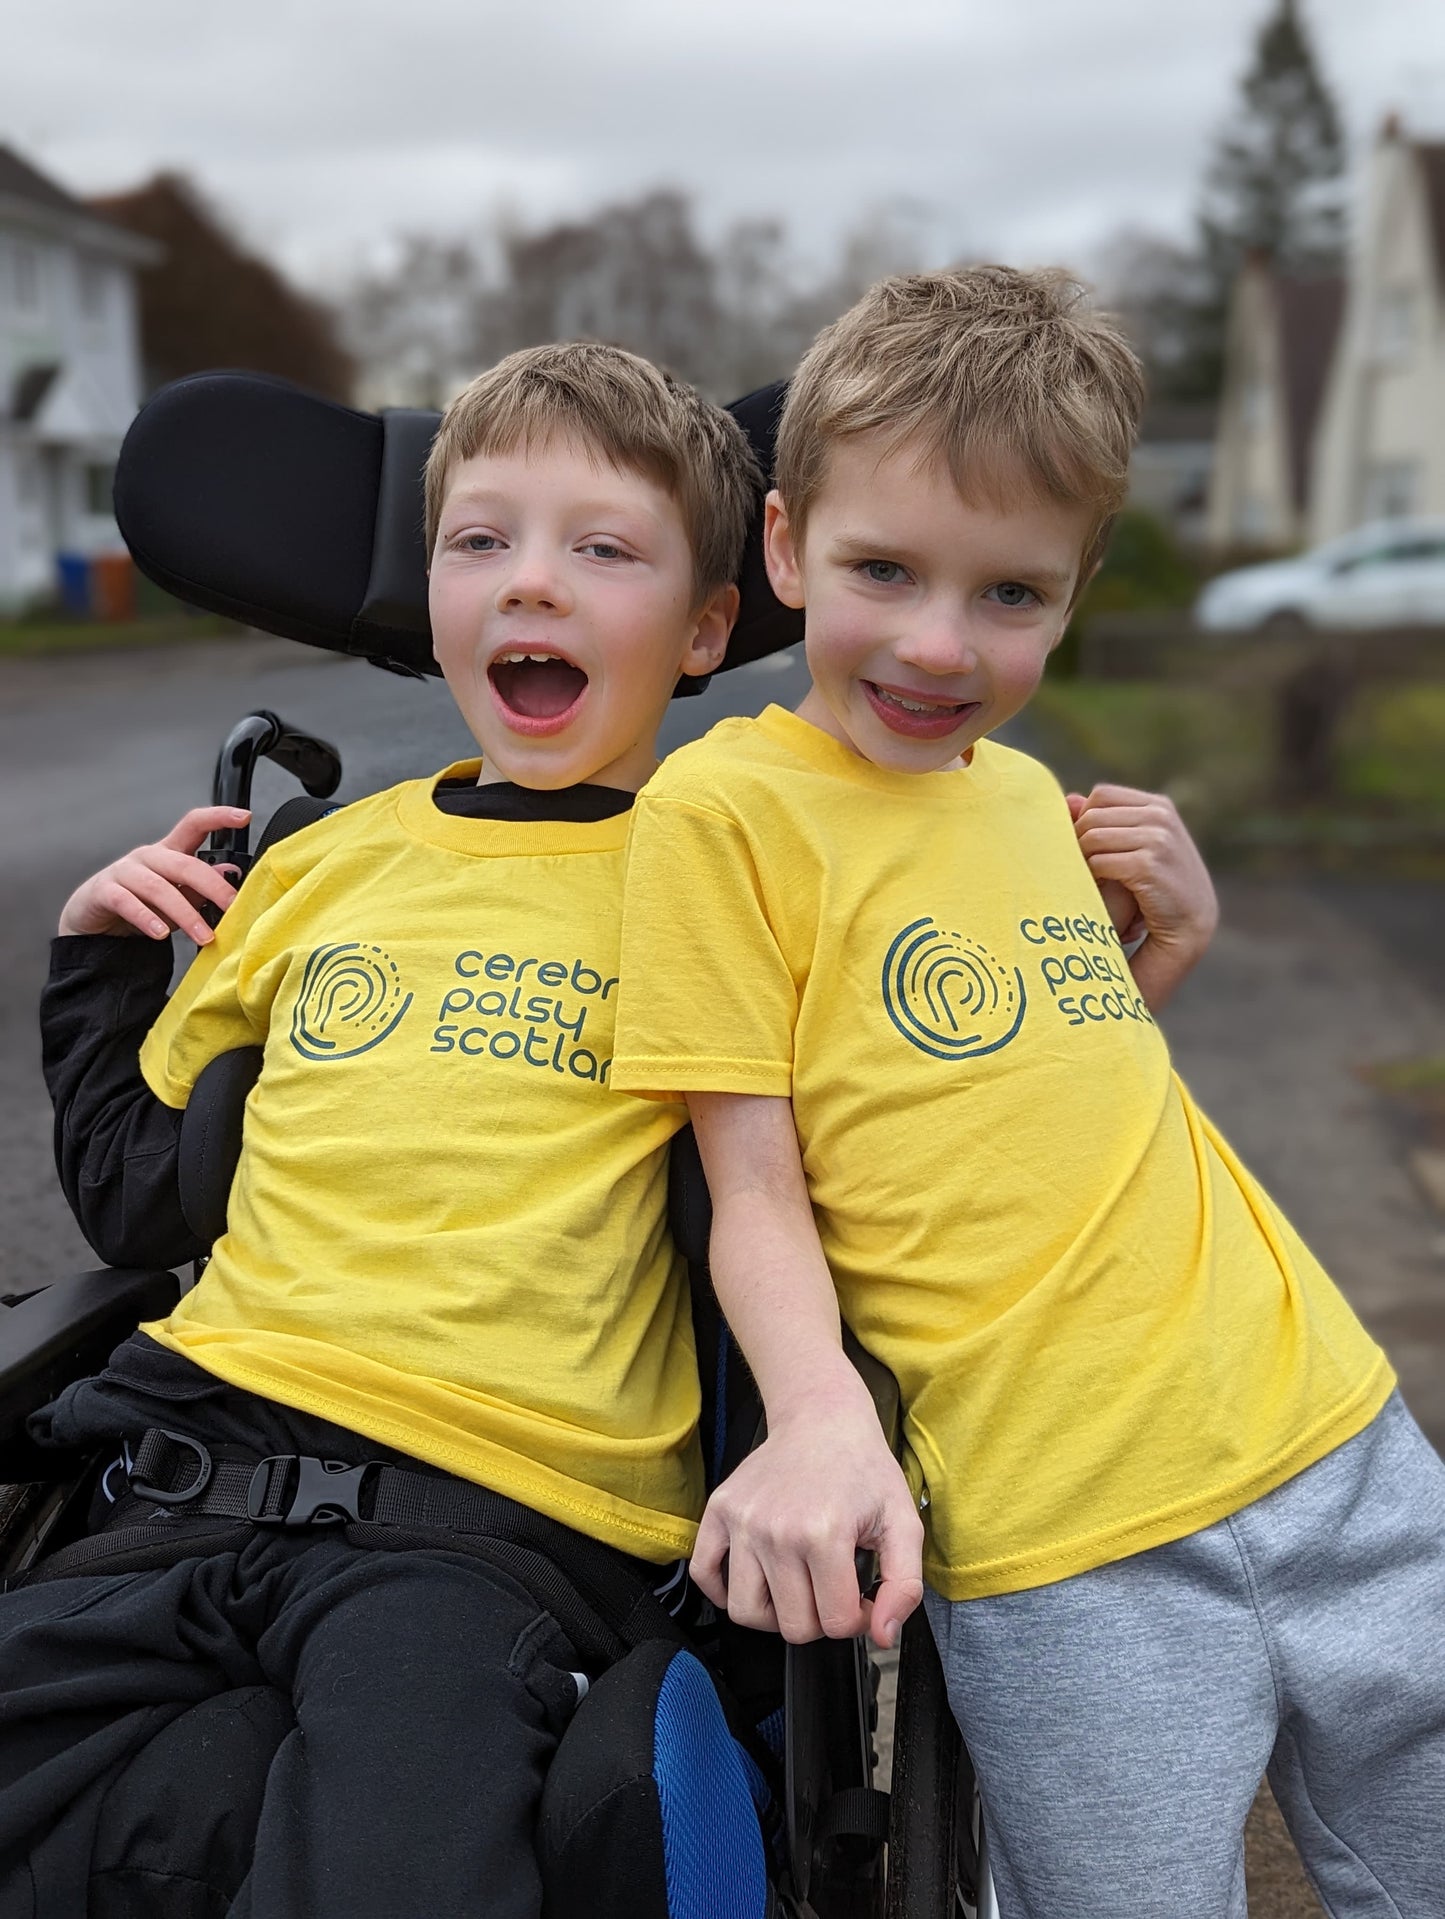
left=989, top=581, right=1038, bottom=608
left=461, top=533, right=501, bottom=553
left=583, top=541, right=628, bottom=561
left=860, top=560, right=907, bottom=585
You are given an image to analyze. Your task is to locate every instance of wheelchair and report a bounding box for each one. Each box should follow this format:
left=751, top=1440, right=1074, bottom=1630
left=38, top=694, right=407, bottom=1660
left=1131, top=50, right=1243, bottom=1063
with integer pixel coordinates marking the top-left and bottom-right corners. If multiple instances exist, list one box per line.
left=0, top=371, right=996, bottom=1918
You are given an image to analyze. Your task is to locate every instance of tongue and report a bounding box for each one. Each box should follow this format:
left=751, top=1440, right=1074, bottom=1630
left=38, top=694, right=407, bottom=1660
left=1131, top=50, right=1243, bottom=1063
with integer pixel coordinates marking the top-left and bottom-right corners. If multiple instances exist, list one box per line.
left=493, top=659, right=587, bottom=719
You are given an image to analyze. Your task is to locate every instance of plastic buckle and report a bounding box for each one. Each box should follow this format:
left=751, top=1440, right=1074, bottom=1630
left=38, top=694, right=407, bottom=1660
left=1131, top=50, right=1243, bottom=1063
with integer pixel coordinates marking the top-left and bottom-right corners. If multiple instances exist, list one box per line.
left=247, top=1455, right=372, bottom=1527
left=129, top=1430, right=213, bottom=1507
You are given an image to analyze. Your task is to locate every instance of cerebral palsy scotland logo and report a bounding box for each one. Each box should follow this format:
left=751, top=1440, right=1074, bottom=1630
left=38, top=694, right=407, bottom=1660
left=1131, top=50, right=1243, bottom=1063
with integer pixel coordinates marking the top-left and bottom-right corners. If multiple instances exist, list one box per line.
left=290, top=943, right=413, bottom=1061
left=881, top=918, right=1026, bottom=1060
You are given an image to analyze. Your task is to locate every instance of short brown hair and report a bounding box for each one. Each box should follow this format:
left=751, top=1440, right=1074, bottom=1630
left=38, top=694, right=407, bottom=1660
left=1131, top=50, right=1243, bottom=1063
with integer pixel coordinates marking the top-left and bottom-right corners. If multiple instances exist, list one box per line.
left=776, top=266, right=1146, bottom=577
left=424, top=342, right=761, bottom=603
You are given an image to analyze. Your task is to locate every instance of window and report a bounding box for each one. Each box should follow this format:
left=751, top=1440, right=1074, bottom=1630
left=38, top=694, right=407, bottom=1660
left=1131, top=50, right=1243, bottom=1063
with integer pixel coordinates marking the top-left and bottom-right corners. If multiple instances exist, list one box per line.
left=1241, top=378, right=1269, bottom=431
left=1332, top=546, right=1392, bottom=575
left=12, top=242, right=40, bottom=313
left=1240, top=494, right=1271, bottom=541
left=1374, top=288, right=1415, bottom=363
left=78, top=256, right=108, bottom=321
left=1362, top=461, right=1419, bottom=522
left=85, top=463, right=115, bottom=516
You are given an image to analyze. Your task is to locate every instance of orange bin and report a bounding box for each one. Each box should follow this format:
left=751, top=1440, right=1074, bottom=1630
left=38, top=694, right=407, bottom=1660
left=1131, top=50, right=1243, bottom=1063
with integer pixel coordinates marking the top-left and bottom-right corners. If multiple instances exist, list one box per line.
left=90, top=552, right=137, bottom=622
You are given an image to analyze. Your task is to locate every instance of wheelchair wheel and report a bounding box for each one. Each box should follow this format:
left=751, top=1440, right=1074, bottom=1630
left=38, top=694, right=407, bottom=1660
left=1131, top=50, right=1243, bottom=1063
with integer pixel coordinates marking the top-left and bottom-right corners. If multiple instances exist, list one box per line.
left=785, top=1636, right=886, bottom=1916
left=885, top=1612, right=1000, bottom=1919
left=885, top=1610, right=958, bottom=1916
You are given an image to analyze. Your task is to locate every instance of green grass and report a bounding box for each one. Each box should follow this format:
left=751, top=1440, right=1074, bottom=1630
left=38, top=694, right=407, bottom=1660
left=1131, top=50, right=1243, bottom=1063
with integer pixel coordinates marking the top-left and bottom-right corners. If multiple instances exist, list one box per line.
left=1366, top=1057, right=1445, bottom=1099
left=1030, top=680, right=1270, bottom=828
left=0, top=614, right=243, bottom=658
left=1341, top=685, right=1445, bottom=813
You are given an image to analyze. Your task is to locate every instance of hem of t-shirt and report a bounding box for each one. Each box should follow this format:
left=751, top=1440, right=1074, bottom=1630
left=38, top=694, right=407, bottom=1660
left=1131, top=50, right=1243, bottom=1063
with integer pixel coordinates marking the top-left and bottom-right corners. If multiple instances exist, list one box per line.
left=138, top=1043, right=193, bottom=1113
left=139, top=1320, right=701, bottom=1565
left=609, top=1054, right=794, bottom=1101
left=922, top=1354, right=1397, bottom=1602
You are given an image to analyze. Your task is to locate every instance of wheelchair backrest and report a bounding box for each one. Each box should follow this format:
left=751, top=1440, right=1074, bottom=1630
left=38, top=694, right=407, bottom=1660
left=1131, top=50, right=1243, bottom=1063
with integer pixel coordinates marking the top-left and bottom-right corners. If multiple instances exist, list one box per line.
left=114, top=373, right=801, bottom=681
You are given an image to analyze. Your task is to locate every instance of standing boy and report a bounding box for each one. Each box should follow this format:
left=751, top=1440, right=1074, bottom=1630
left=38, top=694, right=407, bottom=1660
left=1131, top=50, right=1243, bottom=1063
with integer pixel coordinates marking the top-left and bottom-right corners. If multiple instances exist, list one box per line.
left=6, top=344, right=758, bottom=1917
left=613, top=270, right=1445, bottom=1915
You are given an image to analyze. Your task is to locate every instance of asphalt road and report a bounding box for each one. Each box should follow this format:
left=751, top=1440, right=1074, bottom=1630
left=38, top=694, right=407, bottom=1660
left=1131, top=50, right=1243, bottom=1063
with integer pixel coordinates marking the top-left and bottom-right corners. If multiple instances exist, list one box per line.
left=4, top=631, right=1442, bottom=1916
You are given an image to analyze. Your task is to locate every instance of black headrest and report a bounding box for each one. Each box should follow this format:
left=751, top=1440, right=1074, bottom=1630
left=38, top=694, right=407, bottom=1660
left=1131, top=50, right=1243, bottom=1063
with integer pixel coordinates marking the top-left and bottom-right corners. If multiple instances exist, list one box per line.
left=114, top=371, right=799, bottom=684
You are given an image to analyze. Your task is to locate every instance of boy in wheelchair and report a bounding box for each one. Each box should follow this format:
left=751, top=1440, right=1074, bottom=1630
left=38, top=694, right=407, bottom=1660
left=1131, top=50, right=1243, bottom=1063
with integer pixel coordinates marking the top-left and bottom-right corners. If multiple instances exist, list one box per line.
left=615, top=268, right=1445, bottom=1915
left=0, top=343, right=796, bottom=1917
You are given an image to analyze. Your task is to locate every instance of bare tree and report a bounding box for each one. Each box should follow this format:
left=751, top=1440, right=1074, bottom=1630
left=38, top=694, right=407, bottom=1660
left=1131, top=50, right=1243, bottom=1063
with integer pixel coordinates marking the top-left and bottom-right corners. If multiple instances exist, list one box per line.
left=487, top=191, right=724, bottom=390
left=341, top=187, right=938, bottom=407
left=346, top=235, right=491, bottom=408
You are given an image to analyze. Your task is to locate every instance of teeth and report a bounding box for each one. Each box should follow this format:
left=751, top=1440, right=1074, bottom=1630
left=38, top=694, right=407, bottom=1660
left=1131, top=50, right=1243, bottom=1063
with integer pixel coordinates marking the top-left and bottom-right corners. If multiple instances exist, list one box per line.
left=878, top=687, right=955, bottom=714
left=495, top=651, right=565, bottom=666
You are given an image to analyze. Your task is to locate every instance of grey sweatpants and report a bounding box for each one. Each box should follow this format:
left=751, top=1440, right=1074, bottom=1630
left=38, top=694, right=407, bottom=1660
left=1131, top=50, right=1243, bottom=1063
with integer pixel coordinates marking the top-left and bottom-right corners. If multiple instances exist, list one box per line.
left=926, top=1392, right=1445, bottom=1918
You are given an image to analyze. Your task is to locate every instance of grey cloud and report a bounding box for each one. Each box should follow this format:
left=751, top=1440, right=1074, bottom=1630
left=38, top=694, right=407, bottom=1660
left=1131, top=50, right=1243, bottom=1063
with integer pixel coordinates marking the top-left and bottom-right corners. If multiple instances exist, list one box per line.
left=4, top=0, right=1440, bottom=281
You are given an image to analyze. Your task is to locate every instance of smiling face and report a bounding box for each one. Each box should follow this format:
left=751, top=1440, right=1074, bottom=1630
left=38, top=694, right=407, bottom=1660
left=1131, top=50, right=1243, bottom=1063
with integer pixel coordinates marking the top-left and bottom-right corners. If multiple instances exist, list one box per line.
left=428, top=437, right=737, bottom=791
left=766, top=434, right=1096, bottom=774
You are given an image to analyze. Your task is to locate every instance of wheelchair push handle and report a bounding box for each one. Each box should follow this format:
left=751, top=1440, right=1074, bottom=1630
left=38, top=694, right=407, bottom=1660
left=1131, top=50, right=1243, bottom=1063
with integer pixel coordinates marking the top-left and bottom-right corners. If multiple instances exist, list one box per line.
left=201, top=710, right=342, bottom=881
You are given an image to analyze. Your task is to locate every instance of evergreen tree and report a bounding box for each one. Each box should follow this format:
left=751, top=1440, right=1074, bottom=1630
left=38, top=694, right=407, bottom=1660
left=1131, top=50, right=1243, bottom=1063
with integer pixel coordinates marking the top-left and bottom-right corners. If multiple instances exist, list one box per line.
left=1156, top=0, right=1347, bottom=400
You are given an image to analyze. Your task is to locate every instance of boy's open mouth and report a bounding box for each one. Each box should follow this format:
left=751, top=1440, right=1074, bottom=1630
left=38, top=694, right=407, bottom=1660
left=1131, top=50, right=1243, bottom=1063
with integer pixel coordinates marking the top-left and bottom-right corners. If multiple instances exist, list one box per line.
left=863, top=679, right=981, bottom=741
left=489, top=651, right=590, bottom=735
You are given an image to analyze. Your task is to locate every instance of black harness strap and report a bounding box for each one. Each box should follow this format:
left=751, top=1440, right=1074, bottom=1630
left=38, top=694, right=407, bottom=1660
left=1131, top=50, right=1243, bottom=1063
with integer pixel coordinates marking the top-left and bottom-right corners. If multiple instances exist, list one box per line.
left=26, top=1429, right=687, bottom=1674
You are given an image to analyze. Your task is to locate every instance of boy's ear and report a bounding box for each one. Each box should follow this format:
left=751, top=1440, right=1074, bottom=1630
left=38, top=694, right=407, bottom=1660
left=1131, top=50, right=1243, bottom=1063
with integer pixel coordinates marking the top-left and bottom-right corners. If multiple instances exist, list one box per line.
left=679, top=582, right=739, bottom=678
left=763, top=492, right=806, bottom=610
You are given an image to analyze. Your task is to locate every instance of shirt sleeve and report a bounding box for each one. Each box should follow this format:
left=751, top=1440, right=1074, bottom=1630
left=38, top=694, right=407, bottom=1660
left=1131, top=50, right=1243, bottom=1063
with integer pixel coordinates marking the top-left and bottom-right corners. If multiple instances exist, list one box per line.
left=40, top=934, right=202, bottom=1270
left=138, top=856, right=287, bottom=1109
left=611, top=792, right=797, bottom=1101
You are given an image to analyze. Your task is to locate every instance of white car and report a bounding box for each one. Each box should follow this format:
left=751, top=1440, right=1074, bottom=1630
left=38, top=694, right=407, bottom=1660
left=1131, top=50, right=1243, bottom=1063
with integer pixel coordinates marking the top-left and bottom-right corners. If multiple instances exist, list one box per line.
left=1194, top=519, right=1445, bottom=631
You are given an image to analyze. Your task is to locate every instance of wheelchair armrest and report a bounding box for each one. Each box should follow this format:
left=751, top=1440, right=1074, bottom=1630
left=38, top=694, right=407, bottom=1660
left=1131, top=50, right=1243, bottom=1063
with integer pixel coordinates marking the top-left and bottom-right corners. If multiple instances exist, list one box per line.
left=0, top=1268, right=181, bottom=1469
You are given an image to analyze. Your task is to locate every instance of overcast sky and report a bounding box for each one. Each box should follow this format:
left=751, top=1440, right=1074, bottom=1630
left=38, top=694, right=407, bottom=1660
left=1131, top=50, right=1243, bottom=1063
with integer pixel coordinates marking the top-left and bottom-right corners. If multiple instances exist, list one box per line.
left=6, top=0, right=1444, bottom=289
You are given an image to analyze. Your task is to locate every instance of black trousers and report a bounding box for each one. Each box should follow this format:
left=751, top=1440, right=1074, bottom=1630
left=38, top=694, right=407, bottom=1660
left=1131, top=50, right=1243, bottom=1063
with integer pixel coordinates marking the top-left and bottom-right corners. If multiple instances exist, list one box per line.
left=0, top=1532, right=584, bottom=1919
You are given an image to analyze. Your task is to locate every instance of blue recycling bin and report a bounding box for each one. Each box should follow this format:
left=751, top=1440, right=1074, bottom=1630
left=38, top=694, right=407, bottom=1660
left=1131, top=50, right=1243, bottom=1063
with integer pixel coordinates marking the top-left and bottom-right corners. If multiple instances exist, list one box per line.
left=56, top=551, right=91, bottom=616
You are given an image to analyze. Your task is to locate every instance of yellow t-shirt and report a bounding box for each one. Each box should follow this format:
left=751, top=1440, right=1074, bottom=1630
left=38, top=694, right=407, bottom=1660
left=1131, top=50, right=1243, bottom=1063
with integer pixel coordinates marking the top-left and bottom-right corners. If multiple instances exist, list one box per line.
left=611, top=706, right=1392, bottom=1599
left=139, top=762, right=699, bottom=1563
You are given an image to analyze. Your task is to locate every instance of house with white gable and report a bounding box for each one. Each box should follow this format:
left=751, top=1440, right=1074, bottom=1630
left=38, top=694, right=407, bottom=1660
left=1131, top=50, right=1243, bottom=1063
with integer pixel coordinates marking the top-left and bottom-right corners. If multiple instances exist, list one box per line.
left=0, top=144, right=158, bottom=610
left=1205, top=253, right=1344, bottom=552
left=1310, top=119, right=1445, bottom=540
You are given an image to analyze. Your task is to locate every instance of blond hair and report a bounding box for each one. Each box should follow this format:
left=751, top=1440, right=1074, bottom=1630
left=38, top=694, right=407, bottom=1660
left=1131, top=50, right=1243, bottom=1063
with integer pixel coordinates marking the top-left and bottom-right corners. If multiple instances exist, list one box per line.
left=776, top=267, right=1146, bottom=576
left=425, top=342, right=760, bottom=603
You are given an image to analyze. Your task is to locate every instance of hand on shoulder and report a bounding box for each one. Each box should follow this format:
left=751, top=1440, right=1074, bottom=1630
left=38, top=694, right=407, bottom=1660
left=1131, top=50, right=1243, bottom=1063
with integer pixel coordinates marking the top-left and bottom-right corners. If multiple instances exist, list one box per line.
left=58, top=807, right=250, bottom=945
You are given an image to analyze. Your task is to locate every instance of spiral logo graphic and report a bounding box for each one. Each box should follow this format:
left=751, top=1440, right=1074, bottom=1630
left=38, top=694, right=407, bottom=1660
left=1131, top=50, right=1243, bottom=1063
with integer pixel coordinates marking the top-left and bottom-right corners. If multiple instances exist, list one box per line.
left=290, top=942, right=413, bottom=1062
left=881, top=917, right=1026, bottom=1061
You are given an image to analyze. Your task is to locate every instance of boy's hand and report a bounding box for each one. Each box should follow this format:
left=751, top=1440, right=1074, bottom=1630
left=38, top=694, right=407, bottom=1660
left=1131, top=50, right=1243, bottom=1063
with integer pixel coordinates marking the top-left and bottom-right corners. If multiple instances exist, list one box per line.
left=1066, top=784, right=1218, bottom=1010
left=690, top=1384, right=924, bottom=1651
left=57, top=807, right=250, bottom=946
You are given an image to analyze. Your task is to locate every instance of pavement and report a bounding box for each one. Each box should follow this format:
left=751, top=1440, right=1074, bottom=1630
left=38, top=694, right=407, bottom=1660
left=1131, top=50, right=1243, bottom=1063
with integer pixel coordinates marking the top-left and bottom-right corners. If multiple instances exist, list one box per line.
left=4, top=631, right=1442, bottom=1914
